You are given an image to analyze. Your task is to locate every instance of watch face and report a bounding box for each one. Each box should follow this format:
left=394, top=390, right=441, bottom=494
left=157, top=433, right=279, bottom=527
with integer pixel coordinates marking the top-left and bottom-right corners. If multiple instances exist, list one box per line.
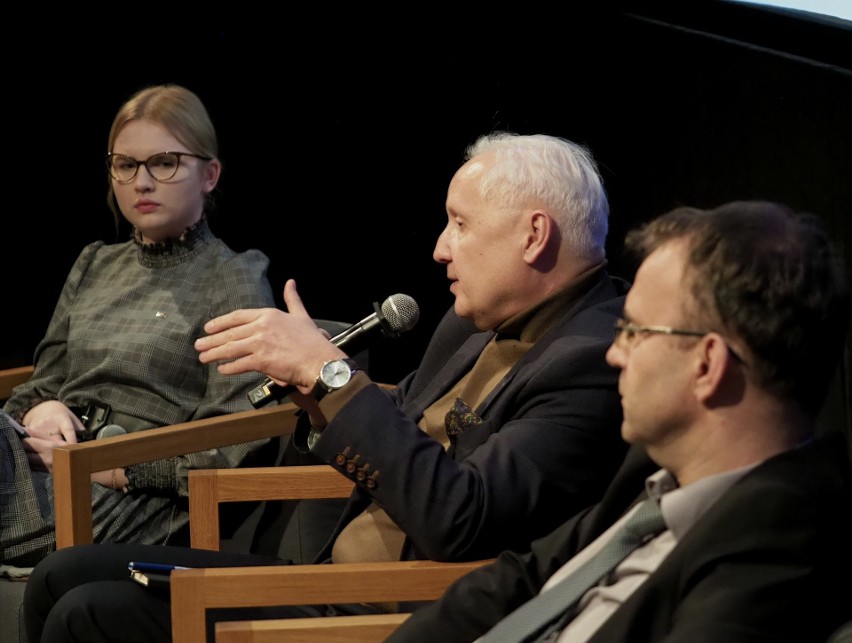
left=321, top=359, right=352, bottom=389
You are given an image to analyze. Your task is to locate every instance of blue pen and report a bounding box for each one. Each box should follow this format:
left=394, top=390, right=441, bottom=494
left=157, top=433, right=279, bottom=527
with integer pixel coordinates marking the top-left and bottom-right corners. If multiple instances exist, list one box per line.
left=128, top=561, right=190, bottom=573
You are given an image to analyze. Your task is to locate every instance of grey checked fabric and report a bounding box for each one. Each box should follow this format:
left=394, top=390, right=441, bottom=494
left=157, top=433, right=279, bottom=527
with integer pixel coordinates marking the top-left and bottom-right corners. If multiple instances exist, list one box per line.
left=479, top=498, right=666, bottom=642
left=1, top=219, right=277, bottom=565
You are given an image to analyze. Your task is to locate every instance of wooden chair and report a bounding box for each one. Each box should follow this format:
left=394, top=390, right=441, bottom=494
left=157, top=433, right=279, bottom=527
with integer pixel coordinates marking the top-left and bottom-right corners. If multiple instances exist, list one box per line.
left=181, top=458, right=492, bottom=642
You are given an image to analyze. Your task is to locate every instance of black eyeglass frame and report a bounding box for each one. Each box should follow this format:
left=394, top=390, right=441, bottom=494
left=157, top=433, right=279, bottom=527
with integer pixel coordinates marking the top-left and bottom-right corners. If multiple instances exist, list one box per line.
left=613, top=318, right=745, bottom=363
left=105, top=151, right=212, bottom=184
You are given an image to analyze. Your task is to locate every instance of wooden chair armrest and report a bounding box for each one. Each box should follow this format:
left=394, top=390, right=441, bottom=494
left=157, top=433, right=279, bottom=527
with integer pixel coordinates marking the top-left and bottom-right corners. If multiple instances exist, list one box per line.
left=0, top=364, right=34, bottom=399
left=215, top=613, right=411, bottom=643
left=49, top=381, right=395, bottom=548
left=189, top=465, right=354, bottom=550
left=52, top=401, right=302, bottom=549
left=187, top=385, right=395, bottom=550
left=171, top=559, right=492, bottom=643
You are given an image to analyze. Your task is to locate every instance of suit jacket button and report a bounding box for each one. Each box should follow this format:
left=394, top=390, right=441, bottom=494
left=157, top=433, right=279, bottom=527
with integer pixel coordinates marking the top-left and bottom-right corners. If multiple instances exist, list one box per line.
left=365, top=471, right=379, bottom=489
left=345, top=455, right=361, bottom=473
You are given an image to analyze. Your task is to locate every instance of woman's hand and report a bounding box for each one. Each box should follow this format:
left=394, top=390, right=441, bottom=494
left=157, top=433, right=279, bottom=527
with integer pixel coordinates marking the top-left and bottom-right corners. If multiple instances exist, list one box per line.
left=21, top=400, right=83, bottom=473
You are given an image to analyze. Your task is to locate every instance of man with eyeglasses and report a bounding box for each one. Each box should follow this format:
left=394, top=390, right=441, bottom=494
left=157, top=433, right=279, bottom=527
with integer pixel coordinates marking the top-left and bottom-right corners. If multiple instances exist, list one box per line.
left=387, top=200, right=852, bottom=643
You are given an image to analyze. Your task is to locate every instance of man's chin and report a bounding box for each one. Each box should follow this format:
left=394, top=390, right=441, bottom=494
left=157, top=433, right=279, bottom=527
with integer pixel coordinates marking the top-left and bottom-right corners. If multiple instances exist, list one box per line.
left=452, top=299, right=469, bottom=318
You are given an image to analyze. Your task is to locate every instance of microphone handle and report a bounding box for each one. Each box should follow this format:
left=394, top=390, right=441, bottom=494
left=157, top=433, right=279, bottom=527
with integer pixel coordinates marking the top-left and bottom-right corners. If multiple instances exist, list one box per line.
left=247, top=381, right=296, bottom=408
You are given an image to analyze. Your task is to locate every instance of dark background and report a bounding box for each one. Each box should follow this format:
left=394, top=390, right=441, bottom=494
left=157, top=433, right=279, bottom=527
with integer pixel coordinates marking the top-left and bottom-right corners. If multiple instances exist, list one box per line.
left=3, top=1, right=850, bottom=436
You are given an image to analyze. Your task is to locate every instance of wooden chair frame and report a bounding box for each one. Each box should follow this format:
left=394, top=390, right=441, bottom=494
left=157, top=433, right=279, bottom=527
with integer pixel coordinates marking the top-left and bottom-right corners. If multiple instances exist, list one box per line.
left=51, top=401, right=303, bottom=548
left=171, top=560, right=489, bottom=643
left=177, top=453, right=491, bottom=642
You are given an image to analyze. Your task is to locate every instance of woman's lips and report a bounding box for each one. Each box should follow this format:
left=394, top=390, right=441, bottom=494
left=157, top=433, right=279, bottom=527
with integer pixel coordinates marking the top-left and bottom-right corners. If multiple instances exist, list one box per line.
left=135, top=200, right=159, bottom=213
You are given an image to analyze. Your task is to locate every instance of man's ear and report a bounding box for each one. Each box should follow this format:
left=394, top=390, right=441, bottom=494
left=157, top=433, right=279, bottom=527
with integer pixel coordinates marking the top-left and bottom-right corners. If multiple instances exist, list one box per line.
left=694, top=333, right=743, bottom=405
left=523, top=211, right=553, bottom=264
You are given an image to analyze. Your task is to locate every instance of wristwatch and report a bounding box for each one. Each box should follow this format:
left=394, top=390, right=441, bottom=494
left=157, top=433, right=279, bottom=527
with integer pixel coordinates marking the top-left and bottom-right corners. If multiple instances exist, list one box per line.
left=312, top=358, right=360, bottom=402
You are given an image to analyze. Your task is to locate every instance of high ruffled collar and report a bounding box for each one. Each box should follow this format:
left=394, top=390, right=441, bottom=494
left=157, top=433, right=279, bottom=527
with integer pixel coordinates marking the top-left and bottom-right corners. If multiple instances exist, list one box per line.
left=133, top=217, right=214, bottom=267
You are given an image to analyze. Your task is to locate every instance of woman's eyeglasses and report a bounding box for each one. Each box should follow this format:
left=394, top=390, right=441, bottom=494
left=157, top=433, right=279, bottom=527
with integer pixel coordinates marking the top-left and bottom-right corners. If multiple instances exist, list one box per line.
left=106, top=151, right=211, bottom=184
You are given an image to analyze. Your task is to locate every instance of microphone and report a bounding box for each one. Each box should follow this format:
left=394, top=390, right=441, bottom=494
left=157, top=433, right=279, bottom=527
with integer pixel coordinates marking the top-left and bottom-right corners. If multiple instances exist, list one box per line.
left=247, top=293, right=420, bottom=408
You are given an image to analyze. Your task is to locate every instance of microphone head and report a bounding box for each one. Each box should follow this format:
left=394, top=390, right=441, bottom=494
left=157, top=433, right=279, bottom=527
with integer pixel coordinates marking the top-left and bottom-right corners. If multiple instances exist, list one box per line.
left=381, top=294, right=420, bottom=334
left=96, top=424, right=127, bottom=440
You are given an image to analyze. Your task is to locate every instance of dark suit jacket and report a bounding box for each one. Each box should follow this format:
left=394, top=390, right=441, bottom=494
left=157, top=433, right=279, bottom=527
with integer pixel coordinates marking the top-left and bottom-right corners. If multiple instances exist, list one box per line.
left=387, top=431, right=852, bottom=643
left=295, top=271, right=630, bottom=563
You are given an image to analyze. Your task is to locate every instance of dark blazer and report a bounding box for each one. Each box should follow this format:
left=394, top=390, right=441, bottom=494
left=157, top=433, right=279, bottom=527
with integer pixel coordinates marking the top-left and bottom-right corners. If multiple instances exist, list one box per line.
left=387, top=432, right=852, bottom=643
left=296, top=271, right=631, bottom=563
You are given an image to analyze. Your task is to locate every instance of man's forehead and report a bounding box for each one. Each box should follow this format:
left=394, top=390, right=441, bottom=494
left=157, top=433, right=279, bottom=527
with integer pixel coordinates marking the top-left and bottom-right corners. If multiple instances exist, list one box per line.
left=627, top=241, right=688, bottom=311
left=456, top=158, right=487, bottom=181
left=641, top=240, right=688, bottom=277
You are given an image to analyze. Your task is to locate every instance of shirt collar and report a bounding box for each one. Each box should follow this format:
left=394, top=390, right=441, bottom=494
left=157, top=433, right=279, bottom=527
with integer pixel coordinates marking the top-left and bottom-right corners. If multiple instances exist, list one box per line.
left=645, top=464, right=758, bottom=540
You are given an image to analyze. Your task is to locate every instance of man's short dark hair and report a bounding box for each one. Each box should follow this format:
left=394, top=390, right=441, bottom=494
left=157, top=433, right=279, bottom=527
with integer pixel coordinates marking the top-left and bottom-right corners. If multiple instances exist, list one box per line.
left=625, top=200, right=850, bottom=416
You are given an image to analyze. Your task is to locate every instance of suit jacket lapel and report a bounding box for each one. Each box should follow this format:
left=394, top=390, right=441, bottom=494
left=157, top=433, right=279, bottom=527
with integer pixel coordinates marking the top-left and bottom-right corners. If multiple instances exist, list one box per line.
left=401, top=331, right=493, bottom=417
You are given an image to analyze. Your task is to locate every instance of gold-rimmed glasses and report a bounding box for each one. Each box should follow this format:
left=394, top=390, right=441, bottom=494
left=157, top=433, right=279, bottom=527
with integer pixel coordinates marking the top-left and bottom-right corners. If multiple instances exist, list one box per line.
left=613, top=318, right=744, bottom=363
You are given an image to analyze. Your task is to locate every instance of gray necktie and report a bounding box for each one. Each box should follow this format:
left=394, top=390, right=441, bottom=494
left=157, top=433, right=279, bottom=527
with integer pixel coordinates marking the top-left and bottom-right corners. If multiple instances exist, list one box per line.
left=479, top=498, right=667, bottom=643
